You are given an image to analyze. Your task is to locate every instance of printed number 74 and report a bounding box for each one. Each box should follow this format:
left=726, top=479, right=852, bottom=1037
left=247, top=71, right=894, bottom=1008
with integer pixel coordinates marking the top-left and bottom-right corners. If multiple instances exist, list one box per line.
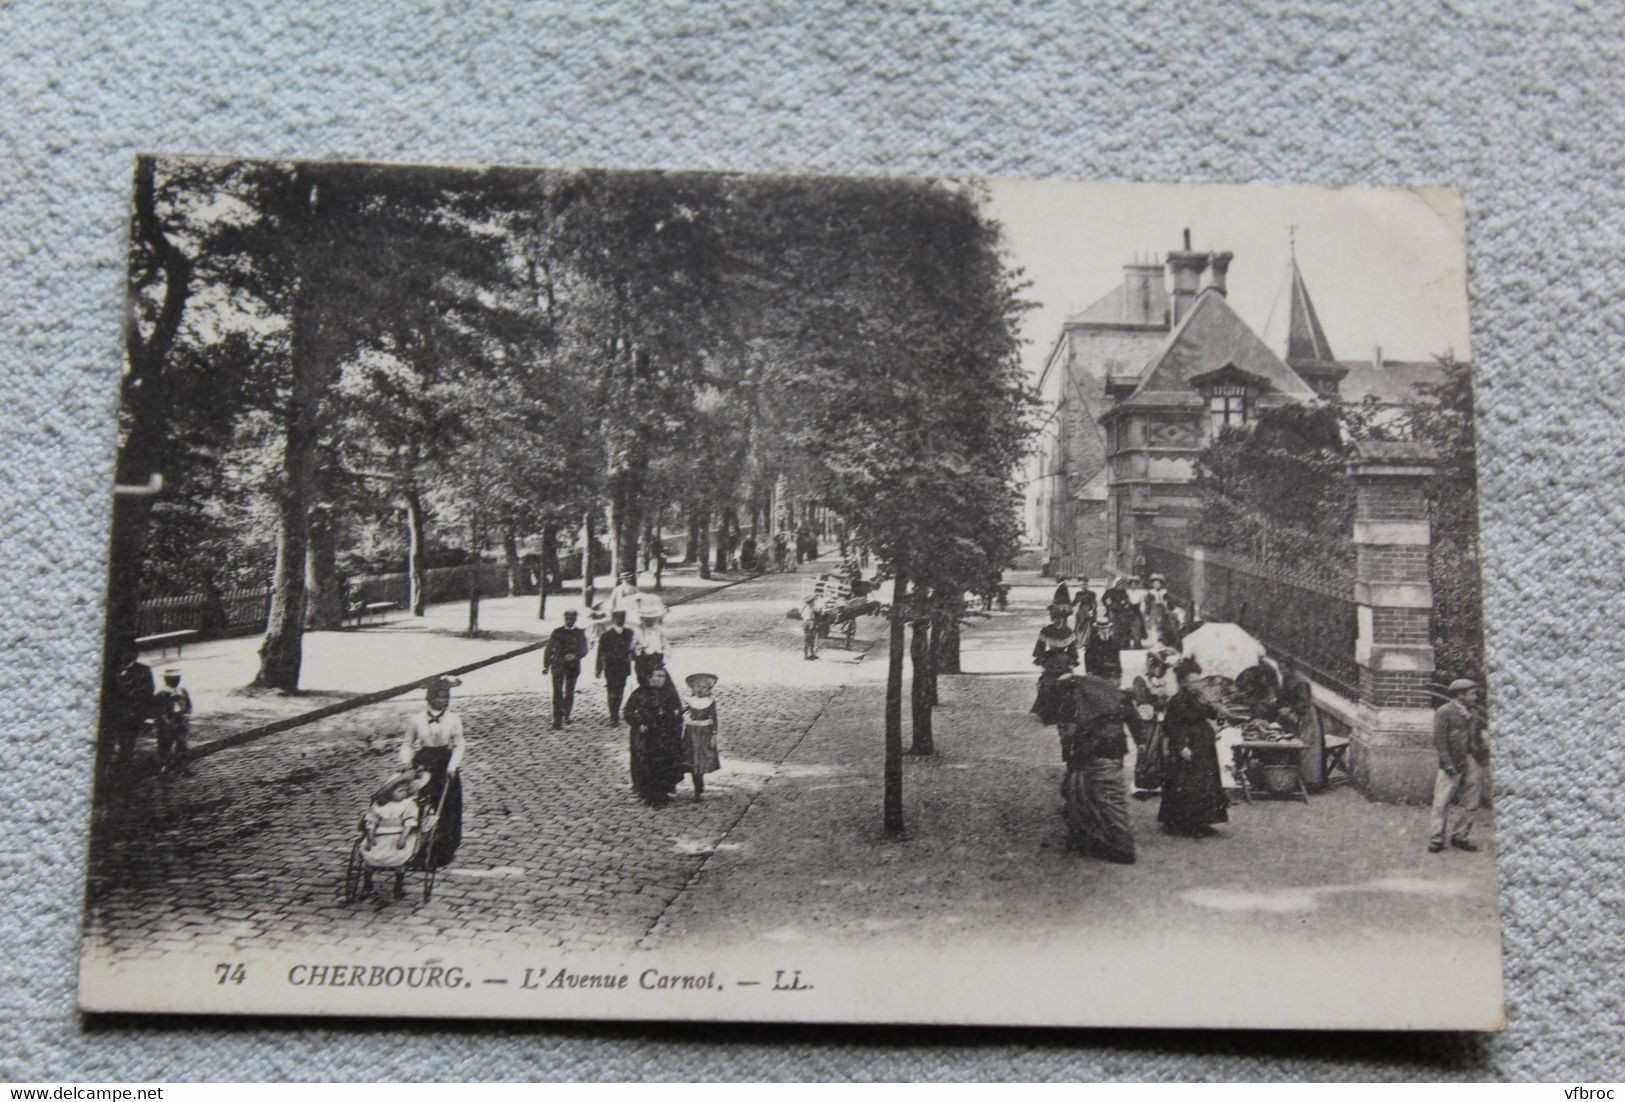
left=215, top=962, right=247, bottom=985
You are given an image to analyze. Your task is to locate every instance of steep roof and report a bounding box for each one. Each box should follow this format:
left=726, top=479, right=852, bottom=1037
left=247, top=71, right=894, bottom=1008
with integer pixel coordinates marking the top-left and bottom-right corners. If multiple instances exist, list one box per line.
left=1106, top=289, right=1319, bottom=415
left=1069, top=284, right=1125, bottom=324
left=1283, top=259, right=1336, bottom=366
left=1066, top=267, right=1169, bottom=327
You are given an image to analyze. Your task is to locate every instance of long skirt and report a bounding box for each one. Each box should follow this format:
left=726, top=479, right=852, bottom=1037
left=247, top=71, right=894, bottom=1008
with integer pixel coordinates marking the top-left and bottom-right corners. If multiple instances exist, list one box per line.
left=1062, top=759, right=1136, bottom=864
left=1032, top=671, right=1068, bottom=724
left=411, top=746, right=463, bottom=867
left=682, top=722, right=721, bottom=776
left=629, top=720, right=683, bottom=803
left=1158, top=748, right=1230, bottom=835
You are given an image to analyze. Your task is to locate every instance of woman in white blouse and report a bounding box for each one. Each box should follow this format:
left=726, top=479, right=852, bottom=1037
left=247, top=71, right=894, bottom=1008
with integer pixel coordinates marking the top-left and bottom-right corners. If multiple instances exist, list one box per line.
left=399, top=676, right=466, bottom=866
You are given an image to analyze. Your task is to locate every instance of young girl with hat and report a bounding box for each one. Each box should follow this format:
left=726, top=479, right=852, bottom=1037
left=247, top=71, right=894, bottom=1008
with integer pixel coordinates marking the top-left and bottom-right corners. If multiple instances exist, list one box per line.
left=681, top=674, right=722, bottom=801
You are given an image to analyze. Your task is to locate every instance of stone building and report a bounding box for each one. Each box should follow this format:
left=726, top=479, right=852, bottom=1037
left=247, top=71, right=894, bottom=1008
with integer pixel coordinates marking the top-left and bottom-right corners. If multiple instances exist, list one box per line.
left=1025, top=234, right=1442, bottom=576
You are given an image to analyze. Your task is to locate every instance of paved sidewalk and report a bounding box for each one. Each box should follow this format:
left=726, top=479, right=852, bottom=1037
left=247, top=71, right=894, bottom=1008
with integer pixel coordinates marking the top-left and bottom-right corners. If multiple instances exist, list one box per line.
left=646, top=573, right=1502, bottom=963
left=149, top=565, right=759, bottom=750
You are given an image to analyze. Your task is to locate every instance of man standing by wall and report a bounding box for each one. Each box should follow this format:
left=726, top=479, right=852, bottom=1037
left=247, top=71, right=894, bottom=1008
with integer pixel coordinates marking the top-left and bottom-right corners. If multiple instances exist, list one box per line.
left=543, top=610, right=589, bottom=730
left=596, top=609, right=635, bottom=725
left=1428, top=678, right=1488, bottom=854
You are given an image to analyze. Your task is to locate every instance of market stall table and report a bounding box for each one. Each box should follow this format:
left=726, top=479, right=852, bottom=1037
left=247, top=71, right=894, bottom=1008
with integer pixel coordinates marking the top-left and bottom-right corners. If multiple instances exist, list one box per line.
left=1232, top=738, right=1310, bottom=803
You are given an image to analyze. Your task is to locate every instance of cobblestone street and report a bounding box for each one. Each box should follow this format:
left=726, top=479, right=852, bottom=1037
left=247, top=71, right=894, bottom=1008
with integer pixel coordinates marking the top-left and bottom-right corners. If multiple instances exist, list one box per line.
left=83, top=564, right=878, bottom=965
left=83, top=566, right=1500, bottom=1027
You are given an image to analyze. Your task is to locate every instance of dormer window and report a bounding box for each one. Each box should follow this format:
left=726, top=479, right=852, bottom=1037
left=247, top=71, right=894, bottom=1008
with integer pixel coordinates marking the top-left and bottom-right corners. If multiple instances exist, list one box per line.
left=1207, top=389, right=1249, bottom=434
left=1190, top=363, right=1271, bottom=438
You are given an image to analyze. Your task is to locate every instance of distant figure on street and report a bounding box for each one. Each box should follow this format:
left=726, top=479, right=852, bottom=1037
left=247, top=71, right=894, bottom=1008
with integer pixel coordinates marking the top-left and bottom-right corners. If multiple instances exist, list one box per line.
left=681, top=673, right=722, bottom=801
left=607, top=573, right=640, bottom=618
left=1142, top=574, right=1170, bottom=645
left=772, top=533, right=789, bottom=572
left=801, top=594, right=823, bottom=660
left=1128, top=647, right=1179, bottom=797
left=399, top=676, right=465, bottom=866
left=1031, top=604, right=1079, bottom=723
left=596, top=609, right=635, bottom=724
left=109, top=642, right=156, bottom=770
left=1158, top=657, right=1228, bottom=839
left=1429, top=678, right=1488, bottom=854
left=1072, top=582, right=1096, bottom=629
left=1082, top=612, right=1122, bottom=681
left=543, top=609, right=588, bottom=729
left=740, top=535, right=757, bottom=572
left=153, top=667, right=194, bottom=777
left=634, top=611, right=669, bottom=687
left=625, top=667, right=684, bottom=804
left=1058, top=672, right=1137, bottom=864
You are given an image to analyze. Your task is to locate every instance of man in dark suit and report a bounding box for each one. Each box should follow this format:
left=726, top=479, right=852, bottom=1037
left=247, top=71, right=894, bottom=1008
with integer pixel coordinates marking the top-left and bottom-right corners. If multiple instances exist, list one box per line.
left=543, top=610, right=589, bottom=729
left=108, top=641, right=156, bottom=769
left=595, top=609, right=635, bottom=725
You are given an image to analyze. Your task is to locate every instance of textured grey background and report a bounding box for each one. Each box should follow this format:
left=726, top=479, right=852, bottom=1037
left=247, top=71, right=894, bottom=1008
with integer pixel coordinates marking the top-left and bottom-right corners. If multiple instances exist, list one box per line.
left=3, top=0, right=1620, bottom=1082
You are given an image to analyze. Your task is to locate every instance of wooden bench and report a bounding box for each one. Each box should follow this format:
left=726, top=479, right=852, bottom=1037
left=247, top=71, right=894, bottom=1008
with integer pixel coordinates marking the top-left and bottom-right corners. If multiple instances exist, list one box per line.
left=350, top=601, right=401, bottom=627
left=137, top=629, right=199, bottom=658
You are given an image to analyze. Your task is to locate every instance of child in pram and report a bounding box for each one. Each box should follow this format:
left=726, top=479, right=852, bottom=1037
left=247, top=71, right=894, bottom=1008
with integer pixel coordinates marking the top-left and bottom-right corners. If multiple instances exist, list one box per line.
left=356, top=767, right=432, bottom=899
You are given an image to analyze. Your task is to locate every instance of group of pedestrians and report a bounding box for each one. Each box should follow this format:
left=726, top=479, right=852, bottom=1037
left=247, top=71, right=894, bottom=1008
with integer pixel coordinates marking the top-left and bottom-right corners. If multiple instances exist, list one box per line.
left=103, top=642, right=195, bottom=779
left=1031, top=577, right=1234, bottom=863
left=539, top=574, right=723, bottom=805
left=1034, top=574, right=1491, bottom=862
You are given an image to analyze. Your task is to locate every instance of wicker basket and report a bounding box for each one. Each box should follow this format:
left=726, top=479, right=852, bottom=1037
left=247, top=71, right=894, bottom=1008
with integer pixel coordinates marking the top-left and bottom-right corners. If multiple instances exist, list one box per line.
left=1261, top=762, right=1300, bottom=793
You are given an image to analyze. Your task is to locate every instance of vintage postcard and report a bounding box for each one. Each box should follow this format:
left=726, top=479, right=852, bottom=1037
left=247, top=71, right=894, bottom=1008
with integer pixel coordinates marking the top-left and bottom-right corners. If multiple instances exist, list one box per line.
left=80, top=158, right=1501, bottom=1030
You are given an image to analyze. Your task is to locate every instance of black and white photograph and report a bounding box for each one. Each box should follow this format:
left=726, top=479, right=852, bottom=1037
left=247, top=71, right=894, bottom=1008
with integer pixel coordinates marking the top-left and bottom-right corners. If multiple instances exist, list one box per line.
left=79, top=158, right=1499, bottom=1030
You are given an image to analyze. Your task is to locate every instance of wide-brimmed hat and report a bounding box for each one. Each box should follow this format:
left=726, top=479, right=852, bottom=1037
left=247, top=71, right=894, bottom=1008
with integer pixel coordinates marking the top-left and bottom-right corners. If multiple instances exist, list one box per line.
left=1447, top=678, right=1479, bottom=694
left=373, top=769, right=428, bottom=805
left=1047, top=603, right=1071, bottom=617
left=424, top=675, right=462, bottom=698
left=685, top=673, right=719, bottom=694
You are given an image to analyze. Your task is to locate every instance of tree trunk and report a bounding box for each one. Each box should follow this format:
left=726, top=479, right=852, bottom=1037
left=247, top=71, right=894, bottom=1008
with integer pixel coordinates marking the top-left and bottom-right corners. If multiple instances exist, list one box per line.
left=581, top=508, right=596, bottom=608
left=538, top=522, right=556, bottom=620
left=715, top=507, right=733, bottom=574
left=684, top=517, right=699, bottom=564
left=884, top=569, right=908, bottom=833
left=253, top=474, right=312, bottom=691
left=253, top=293, right=324, bottom=691
left=652, top=518, right=664, bottom=591
left=466, top=519, right=482, bottom=637
left=405, top=490, right=428, bottom=617
left=608, top=466, right=643, bottom=582
left=938, top=613, right=962, bottom=675
left=909, top=595, right=934, bottom=756
left=696, top=510, right=712, bottom=580
left=503, top=524, right=521, bottom=597
left=304, top=507, right=343, bottom=630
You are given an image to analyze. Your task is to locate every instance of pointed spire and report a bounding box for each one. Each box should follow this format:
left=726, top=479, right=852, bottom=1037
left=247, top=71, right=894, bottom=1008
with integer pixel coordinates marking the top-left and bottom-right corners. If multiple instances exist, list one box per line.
left=1284, top=255, right=1335, bottom=368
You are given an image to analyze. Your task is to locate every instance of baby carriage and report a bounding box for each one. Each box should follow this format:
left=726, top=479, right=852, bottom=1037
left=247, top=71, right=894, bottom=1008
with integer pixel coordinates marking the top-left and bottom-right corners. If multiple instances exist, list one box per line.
left=343, top=768, right=453, bottom=903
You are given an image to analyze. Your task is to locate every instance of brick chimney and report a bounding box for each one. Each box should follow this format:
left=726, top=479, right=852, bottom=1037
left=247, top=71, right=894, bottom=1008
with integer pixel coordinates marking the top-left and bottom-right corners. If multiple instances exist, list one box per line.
left=1166, top=229, right=1209, bottom=326
left=1206, top=251, right=1233, bottom=296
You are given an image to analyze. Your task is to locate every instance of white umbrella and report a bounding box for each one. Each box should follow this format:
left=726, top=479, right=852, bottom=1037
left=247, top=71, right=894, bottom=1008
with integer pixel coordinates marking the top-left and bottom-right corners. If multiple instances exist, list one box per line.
left=1180, top=622, right=1267, bottom=680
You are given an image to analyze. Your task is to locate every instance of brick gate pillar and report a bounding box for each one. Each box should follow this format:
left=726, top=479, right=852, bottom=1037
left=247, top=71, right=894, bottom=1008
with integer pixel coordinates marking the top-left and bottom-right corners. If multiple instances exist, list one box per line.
left=1348, top=440, right=1439, bottom=803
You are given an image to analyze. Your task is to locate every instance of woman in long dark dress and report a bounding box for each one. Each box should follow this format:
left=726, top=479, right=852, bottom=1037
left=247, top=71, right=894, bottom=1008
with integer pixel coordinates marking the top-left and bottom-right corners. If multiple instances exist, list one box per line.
left=1158, top=657, right=1229, bottom=838
left=1030, top=604, right=1079, bottom=724
left=1060, top=673, right=1137, bottom=864
left=626, top=667, right=685, bottom=804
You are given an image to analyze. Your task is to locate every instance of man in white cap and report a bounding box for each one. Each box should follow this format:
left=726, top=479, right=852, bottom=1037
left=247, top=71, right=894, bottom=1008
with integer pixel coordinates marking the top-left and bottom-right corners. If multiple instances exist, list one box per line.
left=1428, top=677, right=1488, bottom=854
